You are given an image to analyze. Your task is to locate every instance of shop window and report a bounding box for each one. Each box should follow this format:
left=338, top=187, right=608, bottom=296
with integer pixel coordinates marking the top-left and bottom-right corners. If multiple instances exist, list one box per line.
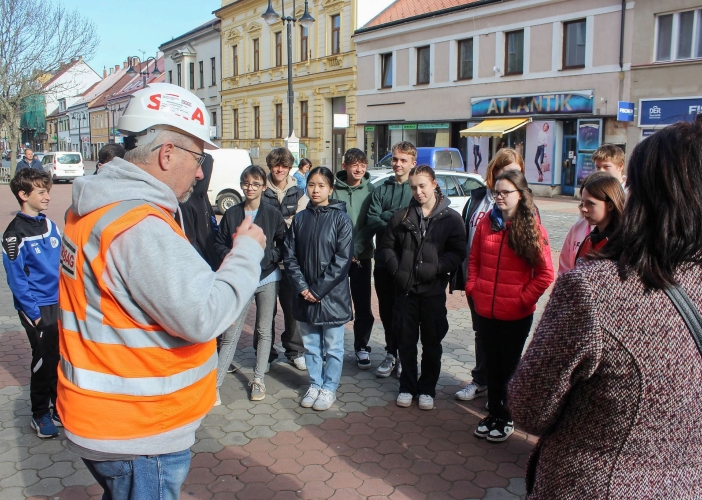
left=417, top=46, right=430, bottom=84
left=505, top=30, right=524, bottom=75
left=300, top=101, right=309, bottom=138
left=254, top=106, right=260, bottom=139
left=232, top=109, right=239, bottom=139
left=381, top=53, right=393, bottom=88
left=331, top=15, right=341, bottom=55
left=253, top=38, right=260, bottom=71
left=199, top=61, right=204, bottom=88
left=656, top=9, right=702, bottom=61
left=563, top=19, right=586, bottom=68
left=275, top=104, right=283, bottom=138
left=275, top=32, right=283, bottom=67
left=232, top=45, right=239, bottom=76
left=458, top=38, right=473, bottom=80
left=301, top=26, right=309, bottom=61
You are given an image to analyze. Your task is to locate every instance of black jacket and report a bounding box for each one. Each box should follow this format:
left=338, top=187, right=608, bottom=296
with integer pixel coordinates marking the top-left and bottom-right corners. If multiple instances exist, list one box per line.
left=262, top=179, right=306, bottom=220
left=283, top=200, right=354, bottom=326
left=178, top=155, right=221, bottom=270
left=215, top=201, right=286, bottom=281
left=378, top=196, right=466, bottom=297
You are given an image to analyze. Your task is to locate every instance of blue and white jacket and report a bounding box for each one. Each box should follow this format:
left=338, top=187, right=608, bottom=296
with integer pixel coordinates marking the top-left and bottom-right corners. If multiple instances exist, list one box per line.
left=2, top=212, right=61, bottom=321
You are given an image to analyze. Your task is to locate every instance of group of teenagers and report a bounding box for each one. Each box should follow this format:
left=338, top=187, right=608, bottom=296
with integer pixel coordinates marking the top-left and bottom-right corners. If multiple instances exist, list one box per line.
left=210, top=140, right=628, bottom=443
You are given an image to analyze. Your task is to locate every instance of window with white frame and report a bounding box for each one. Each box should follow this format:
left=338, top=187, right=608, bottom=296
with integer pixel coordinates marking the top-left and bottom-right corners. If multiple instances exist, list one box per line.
left=656, top=9, right=702, bottom=62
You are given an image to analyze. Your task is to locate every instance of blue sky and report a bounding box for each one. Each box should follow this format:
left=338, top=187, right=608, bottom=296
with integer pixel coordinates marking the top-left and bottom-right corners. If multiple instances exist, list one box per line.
left=61, top=0, right=394, bottom=75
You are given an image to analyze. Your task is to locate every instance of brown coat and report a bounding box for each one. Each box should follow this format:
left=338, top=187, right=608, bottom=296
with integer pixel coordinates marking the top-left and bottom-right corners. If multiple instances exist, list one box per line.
left=508, top=260, right=702, bottom=499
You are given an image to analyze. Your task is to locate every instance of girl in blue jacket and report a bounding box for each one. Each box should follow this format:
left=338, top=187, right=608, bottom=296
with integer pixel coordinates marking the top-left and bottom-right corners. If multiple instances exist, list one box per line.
left=283, top=167, right=354, bottom=411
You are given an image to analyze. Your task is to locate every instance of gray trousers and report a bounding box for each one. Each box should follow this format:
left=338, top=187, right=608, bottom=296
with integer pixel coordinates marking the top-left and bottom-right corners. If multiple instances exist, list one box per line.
left=260, top=273, right=305, bottom=361
left=216, top=280, right=279, bottom=386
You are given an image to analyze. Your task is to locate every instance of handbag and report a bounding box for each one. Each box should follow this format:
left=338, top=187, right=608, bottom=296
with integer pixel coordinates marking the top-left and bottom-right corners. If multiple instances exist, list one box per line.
left=664, top=285, right=702, bottom=357
left=541, top=153, right=551, bottom=173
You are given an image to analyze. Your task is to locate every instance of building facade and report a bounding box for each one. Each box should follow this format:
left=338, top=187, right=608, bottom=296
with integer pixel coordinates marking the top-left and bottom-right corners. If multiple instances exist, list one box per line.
left=88, top=63, right=132, bottom=158
left=160, top=20, right=224, bottom=147
left=627, top=0, right=702, bottom=147
left=355, top=0, right=634, bottom=196
left=215, top=0, right=360, bottom=171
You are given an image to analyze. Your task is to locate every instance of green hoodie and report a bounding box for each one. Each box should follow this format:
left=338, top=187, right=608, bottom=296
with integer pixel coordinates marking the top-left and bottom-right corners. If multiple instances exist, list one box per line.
left=331, top=171, right=375, bottom=260
left=366, top=176, right=413, bottom=245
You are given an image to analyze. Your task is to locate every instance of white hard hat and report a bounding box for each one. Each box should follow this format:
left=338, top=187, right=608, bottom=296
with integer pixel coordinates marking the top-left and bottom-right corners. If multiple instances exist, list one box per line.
left=118, top=82, right=218, bottom=150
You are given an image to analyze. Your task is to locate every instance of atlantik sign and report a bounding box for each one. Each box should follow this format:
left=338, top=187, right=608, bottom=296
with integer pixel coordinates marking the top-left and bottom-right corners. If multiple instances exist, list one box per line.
left=471, top=91, right=594, bottom=117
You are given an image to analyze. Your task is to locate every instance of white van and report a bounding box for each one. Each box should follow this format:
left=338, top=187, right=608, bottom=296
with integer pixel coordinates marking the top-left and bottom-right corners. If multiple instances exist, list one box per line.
left=42, top=152, right=84, bottom=182
left=207, top=148, right=253, bottom=213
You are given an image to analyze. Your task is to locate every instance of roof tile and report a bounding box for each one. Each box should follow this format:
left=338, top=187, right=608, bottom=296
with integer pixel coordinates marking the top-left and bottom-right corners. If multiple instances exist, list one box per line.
left=366, top=0, right=481, bottom=27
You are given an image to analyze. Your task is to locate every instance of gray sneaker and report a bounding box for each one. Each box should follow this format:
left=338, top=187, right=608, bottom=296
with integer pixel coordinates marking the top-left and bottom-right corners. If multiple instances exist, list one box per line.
left=292, top=356, right=307, bottom=371
left=249, top=378, right=266, bottom=401
left=301, top=387, right=320, bottom=408
left=376, top=354, right=396, bottom=378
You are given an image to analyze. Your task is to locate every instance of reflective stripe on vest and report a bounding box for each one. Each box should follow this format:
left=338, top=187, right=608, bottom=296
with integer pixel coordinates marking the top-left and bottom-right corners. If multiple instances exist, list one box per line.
left=57, top=201, right=216, bottom=441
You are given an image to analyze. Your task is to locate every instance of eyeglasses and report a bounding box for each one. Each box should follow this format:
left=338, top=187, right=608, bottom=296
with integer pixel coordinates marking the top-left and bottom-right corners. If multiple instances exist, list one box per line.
left=151, top=143, right=207, bottom=167
left=491, top=189, right=518, bottom=199
left=241, top=182, right=264, bottom=190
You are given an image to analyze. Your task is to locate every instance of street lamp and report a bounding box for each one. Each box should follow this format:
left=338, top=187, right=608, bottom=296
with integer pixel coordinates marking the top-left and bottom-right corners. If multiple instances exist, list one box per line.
left=72, top=112, right=86, bottom=156
left=262, top=0, right=315, bottom=137
left=104, top=104, right=123, bottom=144
left=126, top=56, right=162, bottom=88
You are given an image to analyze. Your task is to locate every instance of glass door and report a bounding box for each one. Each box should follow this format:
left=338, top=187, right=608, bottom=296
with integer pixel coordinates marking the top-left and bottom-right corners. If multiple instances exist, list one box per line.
left=561, top=120, right=577, bottom=196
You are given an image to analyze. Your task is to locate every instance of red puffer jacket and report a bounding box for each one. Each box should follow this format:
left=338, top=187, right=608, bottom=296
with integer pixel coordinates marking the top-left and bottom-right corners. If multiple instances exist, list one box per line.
left=466, top=210, right=553, bottom=321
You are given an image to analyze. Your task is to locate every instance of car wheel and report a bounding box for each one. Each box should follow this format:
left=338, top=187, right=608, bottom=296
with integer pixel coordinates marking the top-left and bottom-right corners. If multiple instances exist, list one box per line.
left=216, top=192, right=242, bottom=214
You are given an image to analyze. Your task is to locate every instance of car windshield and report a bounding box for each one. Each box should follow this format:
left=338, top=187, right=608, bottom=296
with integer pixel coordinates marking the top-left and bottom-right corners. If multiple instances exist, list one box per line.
left=57, top=154, right=80, bottom=164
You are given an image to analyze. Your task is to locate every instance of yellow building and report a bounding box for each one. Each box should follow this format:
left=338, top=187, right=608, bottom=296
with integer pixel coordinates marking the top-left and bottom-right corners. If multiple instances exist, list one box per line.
left=215, top=0, right=358, bottom=171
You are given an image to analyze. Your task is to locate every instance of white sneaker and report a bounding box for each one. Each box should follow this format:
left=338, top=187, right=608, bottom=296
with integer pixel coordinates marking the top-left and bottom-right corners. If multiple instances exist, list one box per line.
left=396, top=392, right=413, bottom=407
left=418, top=395, right=434, bottom=410
left=487, top=419, right=514, bottom=442
left=312, top=389, right=336, bottom=411
left=301, top=387, right=320, bottom=408
left=356, top=348, right=371, bottom=369
left=376, top=354, right=396, bottom=378
left=214, top=389, right=221, bottom=407
left=455, top=382, right=488, bottom=401
left=292, top=356, right=307, bottom=371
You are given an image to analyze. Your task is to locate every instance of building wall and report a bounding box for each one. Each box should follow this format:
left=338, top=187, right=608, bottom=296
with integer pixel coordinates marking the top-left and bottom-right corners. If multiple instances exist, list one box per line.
left=44, top=60, right=101, bottom=117
left=160, top=23, right=223, bottom=146
left=216, top=0, right=358, bottom=169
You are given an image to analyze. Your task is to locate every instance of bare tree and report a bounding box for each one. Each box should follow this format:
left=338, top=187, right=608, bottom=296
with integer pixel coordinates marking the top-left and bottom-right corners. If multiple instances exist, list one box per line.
left=0, top=0, right=99, bottom=175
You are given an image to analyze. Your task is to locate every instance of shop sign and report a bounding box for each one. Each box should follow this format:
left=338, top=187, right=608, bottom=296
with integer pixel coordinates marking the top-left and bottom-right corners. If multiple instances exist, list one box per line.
left=402, top=124, right=417, bottom=130
left=418, top=123, right=449, bottom=129
left=364, top=126, right=375, bottom=132
left=617, top=101, right=635, bottom=122
left=388, top=125, right=404, bottom=130
left=638, top=96, right=702, bottom=127
left=471, top=92, right=594, bottom=117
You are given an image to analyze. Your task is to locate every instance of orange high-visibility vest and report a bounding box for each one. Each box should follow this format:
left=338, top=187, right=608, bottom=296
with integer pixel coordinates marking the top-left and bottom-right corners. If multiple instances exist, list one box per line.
left=57, top=200, right=216, bottom=443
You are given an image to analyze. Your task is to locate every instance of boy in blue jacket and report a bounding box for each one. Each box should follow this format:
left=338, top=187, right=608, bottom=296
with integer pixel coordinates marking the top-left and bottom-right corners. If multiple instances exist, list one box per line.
left=2, top=169, right=62, bottom=438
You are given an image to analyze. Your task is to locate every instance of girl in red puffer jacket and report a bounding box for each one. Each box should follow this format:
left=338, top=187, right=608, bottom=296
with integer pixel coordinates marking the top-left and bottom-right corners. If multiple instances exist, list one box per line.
left=466, top=170, right=553, bottom=442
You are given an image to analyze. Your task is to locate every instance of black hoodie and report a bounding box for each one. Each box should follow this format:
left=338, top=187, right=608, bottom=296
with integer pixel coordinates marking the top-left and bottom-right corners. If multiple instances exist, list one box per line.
left=178, top=154, right=221, bottom=270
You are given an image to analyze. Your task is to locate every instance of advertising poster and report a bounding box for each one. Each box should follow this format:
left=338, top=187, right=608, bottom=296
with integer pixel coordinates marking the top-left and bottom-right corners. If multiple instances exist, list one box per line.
left=464, top=124, right=490, bottom=176
left=577, top=120, right=601, bottom=151
left=524, top=120, right=555, bottom=185
left=576, top=153, right=596, bottom=185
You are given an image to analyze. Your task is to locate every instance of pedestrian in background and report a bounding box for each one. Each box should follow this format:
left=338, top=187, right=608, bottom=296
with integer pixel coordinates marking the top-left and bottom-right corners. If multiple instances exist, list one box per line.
left=214, top=165, right=286, bottom=403
left=367, top=141, right=416, bottom=379
left=94, top=144, right=126, bottom=175
left=262, top=148, right=308, bottom=370
left=379, top=165, right=466, bottom=410
left=284, top=166, right=354, bottom=411
left=509, top=118, right=702, bottom=499
left=2, top=169, right=62, bottom=438
left=453, top=148, right=525, bottom=403
left=467, top=170, right=553, bottom=442
left=16, top=148, right=43, bottom=172
left=331, top=148, right=376, bottom=370
left=294, top=158, right=312, bottom=193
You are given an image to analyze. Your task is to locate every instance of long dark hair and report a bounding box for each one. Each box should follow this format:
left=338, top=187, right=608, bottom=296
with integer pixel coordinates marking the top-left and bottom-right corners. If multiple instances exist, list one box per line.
left=599, top=118, right=702, bottom=289
left=307, top=166, right=334, bottom=188
left=403, top=165, right=445, bottom=221
left=494, top=170, right=543, bottom=267
left=580, top=171, right=625, bottom=229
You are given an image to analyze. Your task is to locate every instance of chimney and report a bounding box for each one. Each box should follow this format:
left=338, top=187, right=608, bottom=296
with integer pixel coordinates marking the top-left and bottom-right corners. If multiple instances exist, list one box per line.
left=103, top=67, right=107, bottom=78
left=123, top=61, right=128, bottom=69
left=115, top=65, right=119, bottom=73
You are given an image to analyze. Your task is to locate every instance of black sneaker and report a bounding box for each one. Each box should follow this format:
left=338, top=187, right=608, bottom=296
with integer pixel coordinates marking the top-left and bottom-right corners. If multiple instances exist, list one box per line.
left=487, top=419, right=514, bottom=443
left=474, top=416, right=495, bottom=439
left=355, top=347, right=371, bottom=369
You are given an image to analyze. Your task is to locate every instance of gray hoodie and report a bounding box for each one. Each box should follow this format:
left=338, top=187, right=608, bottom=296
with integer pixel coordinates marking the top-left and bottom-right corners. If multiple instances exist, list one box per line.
left=65, top=157, right=263, bottom=456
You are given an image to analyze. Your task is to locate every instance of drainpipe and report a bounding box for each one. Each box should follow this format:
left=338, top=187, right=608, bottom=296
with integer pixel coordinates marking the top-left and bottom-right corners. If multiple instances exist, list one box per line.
left=618, top=0, right=626, bottom=101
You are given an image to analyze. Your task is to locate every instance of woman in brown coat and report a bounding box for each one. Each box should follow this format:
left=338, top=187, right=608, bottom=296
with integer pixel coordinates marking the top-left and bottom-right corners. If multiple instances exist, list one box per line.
left=508, top=118, right=702, bottom=499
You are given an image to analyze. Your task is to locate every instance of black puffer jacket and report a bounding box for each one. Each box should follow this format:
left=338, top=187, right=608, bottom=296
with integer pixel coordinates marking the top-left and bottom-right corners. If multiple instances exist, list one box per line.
left=283, top=199, right=354, bottom=326
left=378, top=196, right=466, bottom=297
left=214, top=201, right=286, bottom=281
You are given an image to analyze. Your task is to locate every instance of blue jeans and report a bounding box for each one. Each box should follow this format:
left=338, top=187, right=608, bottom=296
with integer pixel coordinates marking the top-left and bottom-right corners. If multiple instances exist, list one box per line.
left=83, top=449, right=190, bottom=500
left=300, top=322, right=345, bottom=392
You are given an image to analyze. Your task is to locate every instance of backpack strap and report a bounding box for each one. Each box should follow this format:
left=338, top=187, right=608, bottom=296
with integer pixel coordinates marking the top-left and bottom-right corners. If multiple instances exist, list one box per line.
left=664, top=285, right=702, bottom=357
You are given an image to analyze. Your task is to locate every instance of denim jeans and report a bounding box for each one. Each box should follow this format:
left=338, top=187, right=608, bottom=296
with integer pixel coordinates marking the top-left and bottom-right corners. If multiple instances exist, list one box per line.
left=83, top=449, right=190, bottom=500
left=300, top=322, right=345, bottom=392
left=216, top=298, right=253, bottom=388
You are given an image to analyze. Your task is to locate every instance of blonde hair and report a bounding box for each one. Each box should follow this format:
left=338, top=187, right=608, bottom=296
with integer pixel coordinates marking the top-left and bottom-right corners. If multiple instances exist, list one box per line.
left=485, top=148, right=525, bottom=189
left=592, top=144, right=625, bottom=167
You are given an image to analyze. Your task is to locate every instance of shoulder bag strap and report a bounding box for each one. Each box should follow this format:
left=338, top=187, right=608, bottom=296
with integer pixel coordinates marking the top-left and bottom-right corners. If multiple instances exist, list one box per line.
left=664, top=285, right=702, bottom=357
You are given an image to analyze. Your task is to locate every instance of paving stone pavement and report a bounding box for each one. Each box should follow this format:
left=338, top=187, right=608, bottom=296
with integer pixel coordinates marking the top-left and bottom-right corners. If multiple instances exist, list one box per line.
left=0, top=186, right=580, bottom=500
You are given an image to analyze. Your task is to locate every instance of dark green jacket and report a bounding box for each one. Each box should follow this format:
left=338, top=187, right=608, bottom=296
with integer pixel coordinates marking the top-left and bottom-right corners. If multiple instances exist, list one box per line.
left=331, top=171, right=375, bottom=260
left=366, top=176, right=413, bottom=265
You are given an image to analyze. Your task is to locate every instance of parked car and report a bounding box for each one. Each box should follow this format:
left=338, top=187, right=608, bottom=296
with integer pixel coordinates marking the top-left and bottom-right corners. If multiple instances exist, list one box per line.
left=376, top=147, right=465, bottom=171
left=207, top=148, right=254, bottom=213
left=41, top=152, right=84, bottom=182
left=371, top=170, right=484, bottom=214
left=33, top=153, right=45, bottom=163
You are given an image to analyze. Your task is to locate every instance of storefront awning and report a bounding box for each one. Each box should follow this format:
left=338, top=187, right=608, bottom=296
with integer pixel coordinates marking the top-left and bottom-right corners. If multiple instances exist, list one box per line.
left=460, top=118, right=531, bottom=138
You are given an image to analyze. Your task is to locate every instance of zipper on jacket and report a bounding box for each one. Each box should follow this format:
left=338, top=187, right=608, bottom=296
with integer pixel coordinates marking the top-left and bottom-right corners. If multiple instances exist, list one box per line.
left=490, top=229, right=508, bottom=319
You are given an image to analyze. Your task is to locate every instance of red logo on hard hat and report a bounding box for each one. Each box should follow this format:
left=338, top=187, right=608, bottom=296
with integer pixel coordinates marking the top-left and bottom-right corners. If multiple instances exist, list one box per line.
left=191, top=108, right=204, bottom=125
left=147, top=94, right=161, bottom=110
